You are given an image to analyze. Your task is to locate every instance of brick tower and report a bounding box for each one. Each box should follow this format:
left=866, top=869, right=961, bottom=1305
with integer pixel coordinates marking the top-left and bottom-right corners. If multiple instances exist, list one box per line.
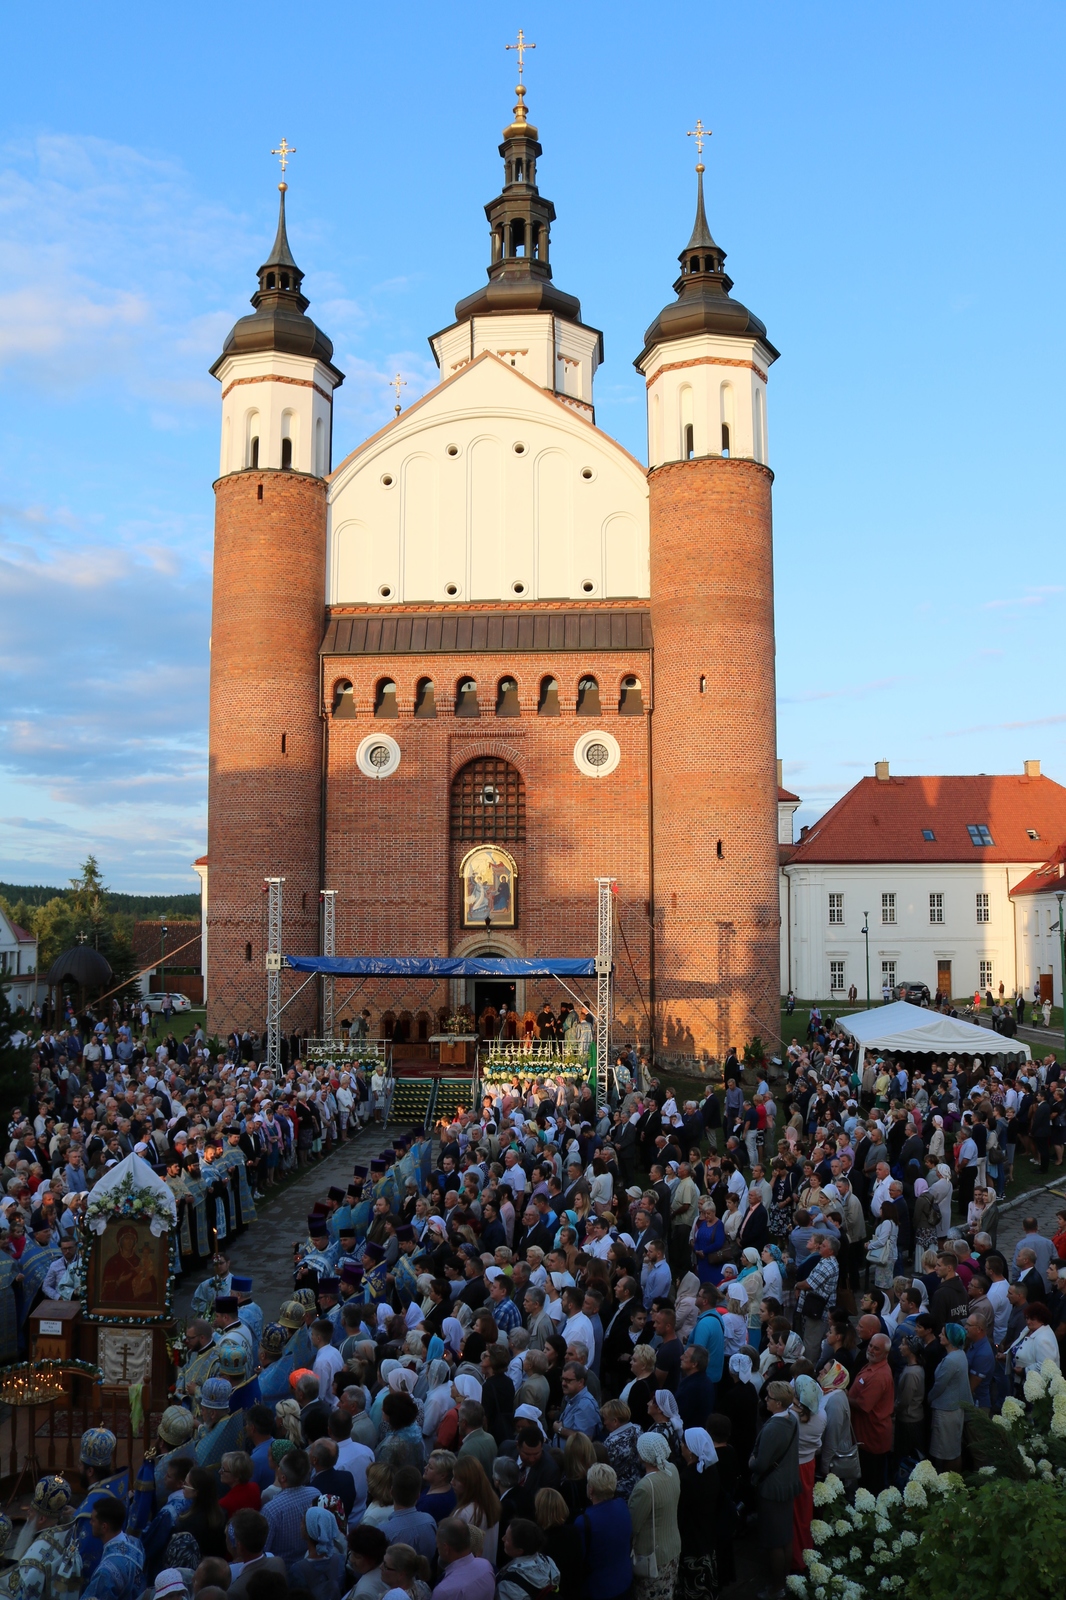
left=636, top=149, right=780, bottom=1058
left=205, top=181, right=344, bottom=1034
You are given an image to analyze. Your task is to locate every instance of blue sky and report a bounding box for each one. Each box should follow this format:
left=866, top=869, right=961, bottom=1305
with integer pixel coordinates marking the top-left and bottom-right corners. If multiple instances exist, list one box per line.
left=0, top=2, right=1063, bottom=892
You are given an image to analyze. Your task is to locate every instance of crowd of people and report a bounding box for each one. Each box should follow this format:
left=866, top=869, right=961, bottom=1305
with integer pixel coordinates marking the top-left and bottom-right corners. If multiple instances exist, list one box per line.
left=2, top=1004, right=1066, bottom=1600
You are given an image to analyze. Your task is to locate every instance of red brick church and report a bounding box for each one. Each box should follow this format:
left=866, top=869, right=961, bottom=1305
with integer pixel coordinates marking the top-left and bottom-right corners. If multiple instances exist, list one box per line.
left=202, top=80, right=781, bottom=1059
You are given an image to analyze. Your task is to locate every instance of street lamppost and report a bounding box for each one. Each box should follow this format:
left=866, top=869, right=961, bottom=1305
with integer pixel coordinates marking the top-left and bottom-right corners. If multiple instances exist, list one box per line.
left=862, top=912, right=871, bottom=1009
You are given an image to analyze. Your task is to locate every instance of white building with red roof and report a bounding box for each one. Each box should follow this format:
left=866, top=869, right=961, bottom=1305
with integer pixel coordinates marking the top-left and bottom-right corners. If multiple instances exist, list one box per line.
left=0, top=905, right=39, bottom=1013
left=780, top=759, right=1066, bottom=1004
left=1010, top=842, right=1066, bottom=1009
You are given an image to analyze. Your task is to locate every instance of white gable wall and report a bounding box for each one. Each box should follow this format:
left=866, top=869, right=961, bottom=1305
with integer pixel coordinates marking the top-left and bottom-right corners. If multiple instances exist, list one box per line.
left=327, top=356, right=649, bottom=606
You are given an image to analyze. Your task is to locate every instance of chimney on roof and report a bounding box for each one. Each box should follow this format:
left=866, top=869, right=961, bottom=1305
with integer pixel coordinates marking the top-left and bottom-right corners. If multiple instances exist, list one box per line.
left=1024, top=759, right=1041, bottom=778
left=875, top=760, right=890, bottom=782
left=776, top=758, right=783, bottom=788
left=799, top=825, right=809, bottom=841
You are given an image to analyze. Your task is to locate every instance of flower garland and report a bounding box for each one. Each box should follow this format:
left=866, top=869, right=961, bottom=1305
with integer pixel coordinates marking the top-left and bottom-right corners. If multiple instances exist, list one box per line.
left=85, top=1172, right=174, bottom=1236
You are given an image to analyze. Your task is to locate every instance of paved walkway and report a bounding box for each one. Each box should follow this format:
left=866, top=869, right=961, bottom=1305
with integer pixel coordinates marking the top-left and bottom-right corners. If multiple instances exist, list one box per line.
left=172, top=1121, right=393, bottom=1320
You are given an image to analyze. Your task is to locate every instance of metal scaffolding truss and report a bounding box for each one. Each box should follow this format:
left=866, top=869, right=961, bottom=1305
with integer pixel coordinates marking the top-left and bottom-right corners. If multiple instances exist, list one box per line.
left=264, top=877, right=284, bottom=1076
left=321, top=889, right=337, bottom=1040
left=595, top=876, right=615, bottom=1112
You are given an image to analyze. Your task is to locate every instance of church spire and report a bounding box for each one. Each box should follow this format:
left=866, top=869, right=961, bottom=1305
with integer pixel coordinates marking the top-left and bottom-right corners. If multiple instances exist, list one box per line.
left=635, top=124, right=777, bottom=369
left=450, top=37, right=582, bottom=324
left=211, top=167, right=341, bottom=380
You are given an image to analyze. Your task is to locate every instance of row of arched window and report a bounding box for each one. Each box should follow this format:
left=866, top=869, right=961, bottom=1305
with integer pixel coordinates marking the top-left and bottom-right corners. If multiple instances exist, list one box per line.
left=332, top=673, right=645, bottom=719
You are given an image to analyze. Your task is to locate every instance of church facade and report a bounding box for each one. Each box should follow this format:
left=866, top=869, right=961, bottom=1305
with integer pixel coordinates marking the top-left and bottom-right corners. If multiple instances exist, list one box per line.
left=203, top=82, right=781, bottom=1059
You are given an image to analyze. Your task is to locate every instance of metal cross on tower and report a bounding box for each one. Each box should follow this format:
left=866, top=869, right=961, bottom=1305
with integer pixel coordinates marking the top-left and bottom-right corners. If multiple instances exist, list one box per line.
left=264, top=877, right=284, bottom=1076
left=321, top=889, right=337, bottom=1039
left=391, top=372, right=407, bottom=416
left=595, top=877, right=616, bottom=1112
left=271, top=137, right=296, bottom=176
left=686, top=118, right=710, bottom=162
left=505, top=28, right=536, bottom=79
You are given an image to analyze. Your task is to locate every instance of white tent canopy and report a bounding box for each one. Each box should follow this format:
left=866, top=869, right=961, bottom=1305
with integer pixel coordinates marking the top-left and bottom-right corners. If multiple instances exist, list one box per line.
left=834, top=1000, right=1030, bottom=1066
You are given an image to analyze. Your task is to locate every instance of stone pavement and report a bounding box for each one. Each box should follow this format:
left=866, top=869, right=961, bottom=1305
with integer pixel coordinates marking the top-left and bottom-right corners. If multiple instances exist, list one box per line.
left=172, top=1119, right=395, bottom=1320
left=996, top=1171, right=1066, bottom=1264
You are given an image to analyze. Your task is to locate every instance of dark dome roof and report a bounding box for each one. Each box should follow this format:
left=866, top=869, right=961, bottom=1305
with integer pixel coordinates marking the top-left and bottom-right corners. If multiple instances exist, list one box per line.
left=47, top=946, right=113, bottom=990
left=635, top=166, right=778, bottom=369
left=210, top=185, right=343, bottom=383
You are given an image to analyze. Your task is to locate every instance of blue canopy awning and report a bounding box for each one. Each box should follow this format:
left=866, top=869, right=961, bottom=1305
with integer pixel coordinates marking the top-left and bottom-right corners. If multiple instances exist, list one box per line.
left=284, top=955, right=597, bottom=978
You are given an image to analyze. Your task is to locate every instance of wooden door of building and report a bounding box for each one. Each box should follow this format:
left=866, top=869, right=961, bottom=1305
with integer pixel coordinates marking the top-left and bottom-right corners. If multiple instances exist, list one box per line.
left=937, top=960, right=952, bottom=1002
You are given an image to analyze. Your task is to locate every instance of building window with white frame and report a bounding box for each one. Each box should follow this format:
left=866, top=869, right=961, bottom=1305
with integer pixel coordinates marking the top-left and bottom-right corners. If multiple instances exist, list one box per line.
left=929, top=892, right=944, bottom=924
left=881, top=893, right=896, bottom=925
left=881, top=959, right=896, bottom=992
left=829, top=959, right=845, bottom=992
left=828, top=893, right=844, bottom=925
left=979, top=959, right=993, bottom=992
left=976, top=892, right=990, bottom=924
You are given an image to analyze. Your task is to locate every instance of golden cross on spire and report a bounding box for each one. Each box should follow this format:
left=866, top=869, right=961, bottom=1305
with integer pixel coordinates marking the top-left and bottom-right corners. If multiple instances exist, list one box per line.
left=271, top=137, right=296, bottom=177
left=686, top=118, right=711, bottom=164
left=390, top=372, right=407, bottom=416
left=506, top=28, right=536, bottom=80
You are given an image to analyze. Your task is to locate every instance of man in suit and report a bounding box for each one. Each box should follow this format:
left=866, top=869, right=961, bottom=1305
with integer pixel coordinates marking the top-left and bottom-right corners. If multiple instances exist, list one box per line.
left=1015, top=1247, right=1048, bottom=1305
left=737, top=1189, right=770, bottom=1254
left=307, top=1437, right=356, bottom=1517
left=600, top=1275, right=640, bottom=1396
left=294, top=1372, right=331, bottom=1446
left=560, top=1160, right=590, bottom=1212
left=518, top=1204, right=555, bottom=1258
left=630, top=1208, right=662, bottom=1269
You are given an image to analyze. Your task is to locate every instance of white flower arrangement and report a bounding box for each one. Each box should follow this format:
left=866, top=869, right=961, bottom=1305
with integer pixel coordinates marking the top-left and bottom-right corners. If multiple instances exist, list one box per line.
left=903, top=1481, right=928, bottom=1509
left=1000, top=1396, right=1025, bottom=1424
left=853, top=1487, right=877, bottom=1512
left=908, top=1458, right=939, bottom=1485
left=809, top=1520, right=833, bottom=1546
left=85, top=1171, right=175, bottom=1237
left=899, top=1530, right=917, bottom=1548
left=834, top=1521, right=852, bottom=1538
left=813, top=1475, right=844, bottom=1507
left=876, top=1486, right=902, bottom=1510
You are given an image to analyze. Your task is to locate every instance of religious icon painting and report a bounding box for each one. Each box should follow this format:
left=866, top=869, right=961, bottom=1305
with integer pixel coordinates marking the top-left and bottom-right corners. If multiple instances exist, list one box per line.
left=460, top=845, right=517, bottom=927
left=88, top=1219, right=170, bottom=1319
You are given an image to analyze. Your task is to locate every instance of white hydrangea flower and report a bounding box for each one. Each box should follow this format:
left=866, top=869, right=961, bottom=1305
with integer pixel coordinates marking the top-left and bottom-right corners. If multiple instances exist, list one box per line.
left=875, top=1516, right=892, bottom=1533
left=843, top=1584, right=864, bottom=1600
left=1042, top=1470, right=1055, bottom=1483
left=785, top=1576, right=808, bottom=1597
left=903, top=1481, right=928, bottom=1509
left=1024, top=1370, right=1046, bottom=1402
left=810, top=1520, right=833, bottom=1547
left=847, top=1505, right=865, bottom=1525
left=831, top=1557, right=844, bottom=1571
left=1020, top=1452, right=1037, bottom=1474
left=1041, top=1357, right=1060, bottom=1380
left=812, top=1480, right=832, bottom=1507
left=1049, top=1376, right=1066, bottom=1402
left=835, top=1520, right=852, bottom=1537
left=809, top=1562, right=832, bottom=1584
left=849, top=1547, right=862, bottom=1562
left=1038, top=1458, right=1053, bottom=1473
left=978, top=1465, right=996, bottom=1474
left=992, top=1414, right=1011, bottom=1430
left=874, top=1548, right=894, bottom=1565
left=908, top=1458, right=939, bottom=1484
left=854, top=1487, right=877, bottom=1513
left=876, top=1486, right=902, bottom=1510
left=872, top=1539, right=886, bottom=1552
left=1050, top=1415, right=1066, bottom=1439
left=1030, top=1433, right=1047, bottom=1451
left=815, top=1588, right=827, bottom=1600
left=1001, top=1397, right=1025, bottom=1424
left=899, top=1530, right=918, bottom=1548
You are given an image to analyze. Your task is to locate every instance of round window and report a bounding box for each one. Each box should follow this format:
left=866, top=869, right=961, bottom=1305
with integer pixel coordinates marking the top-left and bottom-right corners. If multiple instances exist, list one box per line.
left=512, top=581, right=526, bottom=595
left=573, top=730, right=621, bottom=779
left=381, top=474, right=394, bottom=487
left=512, top=442, right=527, bottom=455
left=445, top=583, right=460, bottom=597
left=446, top=444, right=459, bottom=457
left=581, top=580, right=594, bottom=593
left=356, top=733, right=401, bottom=779
left=378, top=584, right=392, bottom=598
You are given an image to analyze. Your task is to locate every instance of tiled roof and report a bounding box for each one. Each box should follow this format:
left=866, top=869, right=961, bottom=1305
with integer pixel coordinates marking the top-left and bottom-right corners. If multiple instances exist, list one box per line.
left=1010, top=841, right=1066, bottom=898
left=778, top=786, right=800, bottom=802
left=788, top=773, right=1066, bottom=865
left=11, top=922, right=34, bottom=943
left=322, top=609, right=652, bottom=656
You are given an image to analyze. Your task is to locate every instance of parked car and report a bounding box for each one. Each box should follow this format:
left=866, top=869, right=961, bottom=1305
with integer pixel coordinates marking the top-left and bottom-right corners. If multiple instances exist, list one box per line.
left=893, top=980, right=931, bottom=1006
left=143, top=991, right=192, bottom=1013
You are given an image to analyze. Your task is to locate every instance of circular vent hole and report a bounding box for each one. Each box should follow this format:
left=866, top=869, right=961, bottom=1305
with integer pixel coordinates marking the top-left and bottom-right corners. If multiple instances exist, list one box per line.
left=446, top=444, right=459, bottom=457
left=585, top=742, right=610, bottom=767
left=512, top=581, right=526, bottom=595
left=582, top=580, right=594, bottom=593
left=445, top=583, right=459, bottom=596
left=381, top=474, right=394, bottom=487
left=378, top=585, right=392, bottom=598
left=512, top=442, right=526, bottom=455
left=368, top=744, right=392, bottom=768
left=581, top=468, right=594, bottom=480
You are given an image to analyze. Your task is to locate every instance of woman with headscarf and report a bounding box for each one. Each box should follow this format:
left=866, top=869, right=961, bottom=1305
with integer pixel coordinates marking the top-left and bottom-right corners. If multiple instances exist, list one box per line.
left=748, top=1381, right=800, bottom=1600
left=647, top=1391, right=684, bottom=1462
left=677, top=1428, right=720, bottom=1600
left=289, top=1503, right=347, bottom=1600
left=629, top=1431, right=682, bottom=1600
left=929, top=1163, right=954, bottom=1240
left=420, top=1358, right=455, bottom=1444
left=717, top=1354, right=759, bottom=1483
left=928, top=1322, right=972, bottom=1470
left=928, top=1115, right=945, bottom=1163
left=866, top=1211, right=898, bottom=1292
left=759, top=1244, right=784, bottom=1305
left=673, top=1273, right=702, bottom=1344
left=816, top=1361, right=859, bottom=1485
left=738, top=1249, right=765, bottom=1340
left=790, top=1375, right=826, bottom=1573
left=912, top=1182, right=941, bottom=1268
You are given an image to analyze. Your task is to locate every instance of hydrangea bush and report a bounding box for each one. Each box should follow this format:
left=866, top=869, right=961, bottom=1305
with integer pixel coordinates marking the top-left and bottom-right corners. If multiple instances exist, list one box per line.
left=786, top=1384, right=1066, bottom=1600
